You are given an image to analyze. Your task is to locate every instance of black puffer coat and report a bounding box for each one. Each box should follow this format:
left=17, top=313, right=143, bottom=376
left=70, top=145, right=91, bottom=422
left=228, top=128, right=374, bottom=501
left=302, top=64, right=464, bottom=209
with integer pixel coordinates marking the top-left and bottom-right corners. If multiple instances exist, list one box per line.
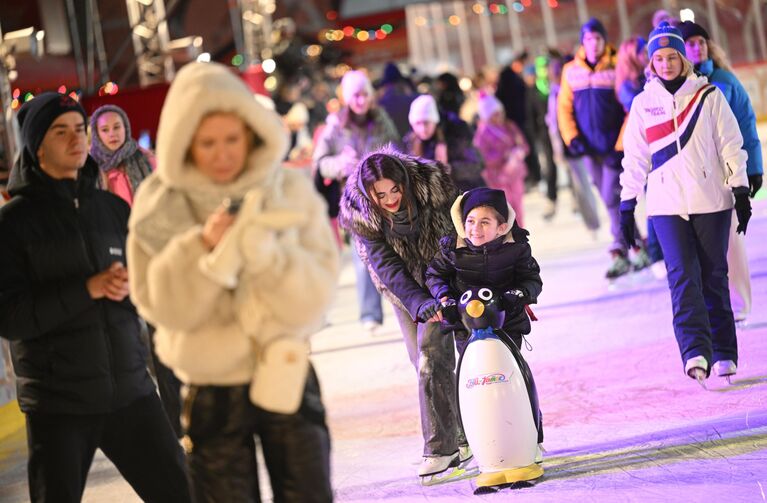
left=426, top=225, right=542, bottom=335
left=0, top=156, right=155, bottom=414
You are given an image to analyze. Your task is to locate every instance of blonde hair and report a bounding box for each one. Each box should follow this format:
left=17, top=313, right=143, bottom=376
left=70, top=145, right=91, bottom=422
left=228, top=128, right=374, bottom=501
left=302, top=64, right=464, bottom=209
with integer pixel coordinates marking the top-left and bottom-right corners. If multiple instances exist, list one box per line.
left=647, top=51, right=694, bottom=80
left=615, top=37, right=647, bottom=96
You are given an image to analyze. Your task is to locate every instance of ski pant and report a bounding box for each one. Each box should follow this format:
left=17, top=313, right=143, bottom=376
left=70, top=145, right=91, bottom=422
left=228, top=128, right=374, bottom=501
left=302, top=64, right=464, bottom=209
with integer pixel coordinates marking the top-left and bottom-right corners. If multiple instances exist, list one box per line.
left=653, top=210, right=738, bottom=372
left=582, top=154, right=625, bottom=253
left=727, top=210, right=752, bottom=320
left=393, top=306, right=466, bottom=457
left=25, top=393, right=191, bottom=503
left=567, top=156, right=600, bottom=231
left=646, top=217, right=664, bottom=263
left=184, top=366, right=332, bottom=503
left=351, top=242, right=383, bottom=324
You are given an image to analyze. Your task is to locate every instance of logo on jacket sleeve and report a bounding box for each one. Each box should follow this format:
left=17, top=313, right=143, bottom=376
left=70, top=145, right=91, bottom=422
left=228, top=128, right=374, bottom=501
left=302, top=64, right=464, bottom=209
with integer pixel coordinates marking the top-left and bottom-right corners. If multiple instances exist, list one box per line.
left=644, top=106, right=665, bottom=116
left=109, top=247, right=123, bottom=257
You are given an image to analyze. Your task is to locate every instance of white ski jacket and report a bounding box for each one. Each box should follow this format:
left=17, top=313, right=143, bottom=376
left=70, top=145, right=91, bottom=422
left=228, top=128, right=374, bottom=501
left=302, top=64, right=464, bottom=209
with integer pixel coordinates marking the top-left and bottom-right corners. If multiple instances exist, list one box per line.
left=620, top=74, right=748, bottom=217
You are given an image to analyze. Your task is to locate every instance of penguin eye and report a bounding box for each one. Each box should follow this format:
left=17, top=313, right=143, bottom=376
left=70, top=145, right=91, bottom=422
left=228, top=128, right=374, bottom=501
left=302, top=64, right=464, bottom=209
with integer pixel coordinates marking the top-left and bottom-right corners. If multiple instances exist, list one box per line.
left=460, top=291, right=472, bottom=304
left=478, top=288, right=492, bottom=301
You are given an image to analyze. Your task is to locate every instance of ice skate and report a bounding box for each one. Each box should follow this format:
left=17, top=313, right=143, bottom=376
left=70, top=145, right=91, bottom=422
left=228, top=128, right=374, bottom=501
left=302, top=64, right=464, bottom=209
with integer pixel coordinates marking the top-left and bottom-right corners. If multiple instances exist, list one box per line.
left=459, top=444, right=474, bottom=467
left=605, top=253, right=631, bottom=280
left=418, top=451, right=477, bottom=486
left=685, top=356, right=709, bottom=390
left=535, top=443, right=544, bottom=464
left=631, top=247, right=651, bottom=271
left=713, top=360, right=737, bottom=385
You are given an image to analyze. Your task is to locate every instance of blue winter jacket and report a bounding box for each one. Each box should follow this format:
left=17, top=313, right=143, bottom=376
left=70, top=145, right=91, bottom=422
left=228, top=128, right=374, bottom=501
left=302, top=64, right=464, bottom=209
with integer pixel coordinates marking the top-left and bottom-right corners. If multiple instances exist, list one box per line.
left=698, top=59, right=763, bottom=175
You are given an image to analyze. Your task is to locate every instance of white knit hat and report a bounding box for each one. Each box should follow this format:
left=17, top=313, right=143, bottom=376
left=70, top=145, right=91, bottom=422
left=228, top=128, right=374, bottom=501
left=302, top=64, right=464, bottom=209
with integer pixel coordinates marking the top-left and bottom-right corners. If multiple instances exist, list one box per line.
left=341, top=70, right=373, bottom=104
left=477, top=94, right=504, bottom=121
left=408, top=94, right=440, bottom=125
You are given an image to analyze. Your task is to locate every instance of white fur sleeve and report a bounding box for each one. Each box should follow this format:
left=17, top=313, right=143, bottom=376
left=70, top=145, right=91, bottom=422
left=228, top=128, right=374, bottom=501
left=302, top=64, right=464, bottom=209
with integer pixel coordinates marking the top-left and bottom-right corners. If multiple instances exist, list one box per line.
left=239, top=176, right=340, bottom=332
left=620, top=102, right=651, bottom=202
left=128, top=226, right=226, bottom=331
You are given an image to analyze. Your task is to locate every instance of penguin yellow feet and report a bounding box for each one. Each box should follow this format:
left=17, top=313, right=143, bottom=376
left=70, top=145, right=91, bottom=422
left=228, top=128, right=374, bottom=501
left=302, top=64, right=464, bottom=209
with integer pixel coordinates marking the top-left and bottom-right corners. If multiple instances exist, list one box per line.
left=476, top=463, right=544, bottom=488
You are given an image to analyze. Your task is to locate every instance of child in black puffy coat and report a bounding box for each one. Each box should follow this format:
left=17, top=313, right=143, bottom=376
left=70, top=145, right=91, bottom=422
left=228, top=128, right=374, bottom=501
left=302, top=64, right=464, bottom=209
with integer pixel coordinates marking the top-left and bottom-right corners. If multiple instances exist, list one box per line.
left=425, top=187, right=542, bottom=352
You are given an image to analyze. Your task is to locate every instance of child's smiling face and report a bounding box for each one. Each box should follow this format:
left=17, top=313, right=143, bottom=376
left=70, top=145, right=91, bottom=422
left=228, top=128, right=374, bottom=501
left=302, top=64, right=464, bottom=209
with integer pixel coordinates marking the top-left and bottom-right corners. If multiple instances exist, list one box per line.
left=465, top=206, right=508, bottom=246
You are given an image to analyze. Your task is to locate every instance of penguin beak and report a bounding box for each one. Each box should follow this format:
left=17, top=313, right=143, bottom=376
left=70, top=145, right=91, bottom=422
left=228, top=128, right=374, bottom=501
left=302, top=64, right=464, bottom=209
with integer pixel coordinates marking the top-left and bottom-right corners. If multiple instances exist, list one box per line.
left=466, top=300, right=485, bottom=318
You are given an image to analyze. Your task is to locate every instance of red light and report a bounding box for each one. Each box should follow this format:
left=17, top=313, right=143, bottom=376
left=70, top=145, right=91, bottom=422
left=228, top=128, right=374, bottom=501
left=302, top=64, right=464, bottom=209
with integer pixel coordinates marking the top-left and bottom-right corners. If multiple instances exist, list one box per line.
left=343, top=26, right=355, bottom=37
left=522, top=0, right=532, bottom=6
left=58, top=85, right=67, bottom=94
left=548, top=0, right=558, bottom=6
left=326, top=10, right=338, bottom=21
left=12, top=88, right=20, bottom=99
left=489, top=3, right=500, bottom=14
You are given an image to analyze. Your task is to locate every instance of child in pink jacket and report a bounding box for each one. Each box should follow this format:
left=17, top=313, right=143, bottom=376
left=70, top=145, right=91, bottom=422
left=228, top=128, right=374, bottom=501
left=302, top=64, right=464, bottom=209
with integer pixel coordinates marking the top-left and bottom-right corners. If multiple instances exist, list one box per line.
left=473, top=95, right=529, bottom=226
left=90, top=104, right=155, bottom=206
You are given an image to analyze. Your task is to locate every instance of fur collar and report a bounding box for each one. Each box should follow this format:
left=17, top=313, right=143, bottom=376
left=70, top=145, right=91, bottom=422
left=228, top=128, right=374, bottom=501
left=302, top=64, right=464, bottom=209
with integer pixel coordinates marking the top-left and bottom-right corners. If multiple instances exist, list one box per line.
left=339, top=147, right=455, bottom=238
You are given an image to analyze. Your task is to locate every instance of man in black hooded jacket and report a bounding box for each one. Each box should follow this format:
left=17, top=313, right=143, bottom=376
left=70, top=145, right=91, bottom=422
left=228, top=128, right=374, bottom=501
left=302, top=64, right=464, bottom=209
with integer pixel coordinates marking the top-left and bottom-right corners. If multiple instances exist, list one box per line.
left=0, top=93, right=190, bottom=502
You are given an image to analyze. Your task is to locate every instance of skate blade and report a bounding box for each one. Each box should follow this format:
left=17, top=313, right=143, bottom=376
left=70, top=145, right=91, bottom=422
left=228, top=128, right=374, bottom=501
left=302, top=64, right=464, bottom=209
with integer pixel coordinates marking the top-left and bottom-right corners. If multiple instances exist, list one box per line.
left=420, top=466, right=479, bottom=486
left=695, top=375, right=708, bottom=390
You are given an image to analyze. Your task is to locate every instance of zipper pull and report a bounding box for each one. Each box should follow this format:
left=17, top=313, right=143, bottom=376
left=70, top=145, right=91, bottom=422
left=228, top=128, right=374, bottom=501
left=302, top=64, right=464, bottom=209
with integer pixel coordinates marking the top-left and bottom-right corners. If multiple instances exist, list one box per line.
left=74, top=197, right=79, bottom=209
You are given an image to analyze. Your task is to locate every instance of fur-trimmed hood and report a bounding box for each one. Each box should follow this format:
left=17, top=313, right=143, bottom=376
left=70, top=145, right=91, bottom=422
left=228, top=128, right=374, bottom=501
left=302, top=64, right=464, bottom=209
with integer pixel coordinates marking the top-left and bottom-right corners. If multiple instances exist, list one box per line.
left=339, top=147, right=457, bottom=315
left=339, top=147, right=455, bottom=239
left=129, top=62, right=290, bottom=254
left=154, top=62, right=287, bottom=192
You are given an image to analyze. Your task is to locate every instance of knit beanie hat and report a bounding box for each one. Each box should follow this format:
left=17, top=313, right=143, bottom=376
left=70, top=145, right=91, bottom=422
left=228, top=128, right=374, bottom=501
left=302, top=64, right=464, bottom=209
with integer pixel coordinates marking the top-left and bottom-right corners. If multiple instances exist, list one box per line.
left=461, top=187, right=509, bottom=223
left=341, top=70, right=373, bottom=104
left=477, top=94, right=504, bottom=122
left=677, top=21, right=710, bottom=41
left=647, top=22, right=686, bottom=58
left=408, top=94, right=440, bottom=125
left=17, top=92, right=87, bottom=164
left=581, top=17, right=607, bottom=41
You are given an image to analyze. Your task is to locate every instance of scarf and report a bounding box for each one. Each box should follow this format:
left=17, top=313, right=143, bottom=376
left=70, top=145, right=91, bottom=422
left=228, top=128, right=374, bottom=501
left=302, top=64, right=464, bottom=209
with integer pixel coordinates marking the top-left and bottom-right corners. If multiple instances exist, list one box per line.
left=89, top=105, right=153, bottom=193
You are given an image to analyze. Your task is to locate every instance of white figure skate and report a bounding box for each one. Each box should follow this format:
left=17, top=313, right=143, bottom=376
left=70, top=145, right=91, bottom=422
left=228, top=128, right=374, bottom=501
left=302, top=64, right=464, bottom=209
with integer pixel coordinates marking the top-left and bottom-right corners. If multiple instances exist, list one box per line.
left=418, top=450, right=477, bottom=486
left=685, top=356, right=709, bottom=390
left=712, top=360, right=737, bottom=385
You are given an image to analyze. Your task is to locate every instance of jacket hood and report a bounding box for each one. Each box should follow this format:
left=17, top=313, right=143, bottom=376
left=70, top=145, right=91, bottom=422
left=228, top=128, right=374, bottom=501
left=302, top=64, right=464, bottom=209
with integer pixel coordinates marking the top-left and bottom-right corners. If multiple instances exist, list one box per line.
left=7, top=151, right=99, bottom=199
left=339, top=146, right=455, bottom=239
left=449, top=192, right=517, bottom=246
left=154, top=62, right=288, bottom=193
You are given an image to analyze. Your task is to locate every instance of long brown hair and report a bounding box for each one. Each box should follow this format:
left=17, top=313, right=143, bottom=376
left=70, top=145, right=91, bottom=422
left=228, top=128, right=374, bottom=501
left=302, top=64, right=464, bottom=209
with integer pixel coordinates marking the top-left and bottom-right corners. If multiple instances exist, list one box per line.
left=359, top=153, right=416, bottom=229
left=615, top=36, right=647, bottom=96
left=708, top=40, right=733, bottom=73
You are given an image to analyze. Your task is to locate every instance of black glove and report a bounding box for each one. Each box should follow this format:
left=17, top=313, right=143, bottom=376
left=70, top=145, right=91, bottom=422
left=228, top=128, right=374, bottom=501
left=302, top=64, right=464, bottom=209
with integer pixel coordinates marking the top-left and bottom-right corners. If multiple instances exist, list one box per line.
left=440, top=298, right=459, bottom=325
left=567, top=136, right=589, bottom=157
left=502, top=288, right=527, bottom=311
left=619, top=199, right=637, bottom=248
left=749, top=174, right=763, bottom=198
left=605, top=152, right=624, bottom=171
left=734, top=191, right=752, bottom=235
left=416, top=299, right=441, bottom=323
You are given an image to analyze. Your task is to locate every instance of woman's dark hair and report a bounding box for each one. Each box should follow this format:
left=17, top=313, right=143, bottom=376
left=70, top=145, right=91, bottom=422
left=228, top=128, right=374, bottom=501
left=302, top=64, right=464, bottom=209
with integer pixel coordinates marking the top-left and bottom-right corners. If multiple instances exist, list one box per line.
left=359, top=153, right=416, bottom=228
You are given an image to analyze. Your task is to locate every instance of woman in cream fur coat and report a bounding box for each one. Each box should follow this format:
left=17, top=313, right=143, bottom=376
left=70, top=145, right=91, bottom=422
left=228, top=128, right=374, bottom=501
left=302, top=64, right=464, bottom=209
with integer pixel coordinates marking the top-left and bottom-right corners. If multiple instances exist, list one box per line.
left=128, top=62, right=339, bottom=502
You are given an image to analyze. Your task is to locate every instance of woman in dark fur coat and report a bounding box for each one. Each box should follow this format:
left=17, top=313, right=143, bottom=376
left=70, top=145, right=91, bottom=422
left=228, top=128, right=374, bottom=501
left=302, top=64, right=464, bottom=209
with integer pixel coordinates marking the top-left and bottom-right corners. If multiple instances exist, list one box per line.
left=339, top=148, right=472, bottom=484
